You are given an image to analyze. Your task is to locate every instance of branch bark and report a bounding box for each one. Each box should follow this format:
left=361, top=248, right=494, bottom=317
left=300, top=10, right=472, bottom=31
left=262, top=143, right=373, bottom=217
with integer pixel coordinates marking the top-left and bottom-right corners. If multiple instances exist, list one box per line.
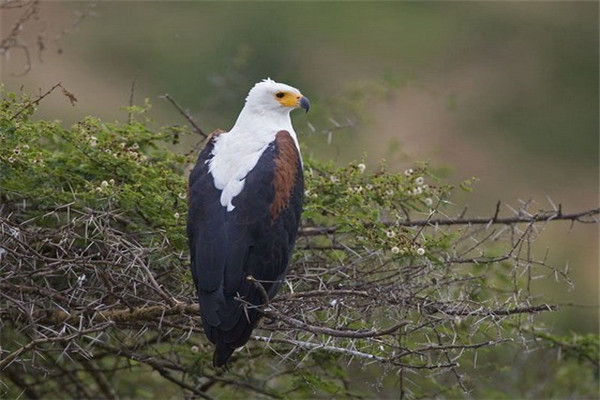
left=299, top=207, right=600, bottom=236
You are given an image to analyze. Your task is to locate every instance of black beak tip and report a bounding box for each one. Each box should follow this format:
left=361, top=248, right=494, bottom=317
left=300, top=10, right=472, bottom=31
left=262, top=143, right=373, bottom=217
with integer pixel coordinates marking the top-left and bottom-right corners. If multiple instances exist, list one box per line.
left=300, top=96, right=310, bottom=113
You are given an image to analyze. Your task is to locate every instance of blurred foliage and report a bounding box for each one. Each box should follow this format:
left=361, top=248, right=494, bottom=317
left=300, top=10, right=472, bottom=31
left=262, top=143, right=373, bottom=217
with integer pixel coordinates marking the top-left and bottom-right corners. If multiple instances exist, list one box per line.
left=1, top=89, right=598, bottom=399
left=58, top=2, right=597, bottom=166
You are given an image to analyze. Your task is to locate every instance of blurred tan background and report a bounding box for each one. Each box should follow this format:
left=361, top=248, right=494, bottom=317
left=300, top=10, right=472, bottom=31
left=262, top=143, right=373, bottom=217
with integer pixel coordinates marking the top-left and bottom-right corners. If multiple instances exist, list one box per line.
left=2, top=1, right=597, bottom=334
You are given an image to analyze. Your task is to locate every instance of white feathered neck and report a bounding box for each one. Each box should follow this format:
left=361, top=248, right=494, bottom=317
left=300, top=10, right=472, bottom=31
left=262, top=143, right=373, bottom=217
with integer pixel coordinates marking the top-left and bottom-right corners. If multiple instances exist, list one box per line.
left=207, top=79, right=303, bottom=211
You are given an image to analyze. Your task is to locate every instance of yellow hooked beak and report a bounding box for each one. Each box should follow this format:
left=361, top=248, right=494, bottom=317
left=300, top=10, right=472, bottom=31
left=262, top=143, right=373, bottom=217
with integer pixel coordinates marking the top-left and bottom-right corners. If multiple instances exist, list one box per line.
left=276, top=92, right=310, bottom=113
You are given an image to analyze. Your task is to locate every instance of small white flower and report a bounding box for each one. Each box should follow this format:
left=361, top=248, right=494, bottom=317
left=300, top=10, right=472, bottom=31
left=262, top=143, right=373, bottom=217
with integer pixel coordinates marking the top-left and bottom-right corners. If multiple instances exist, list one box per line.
left=424, top=198, right=433, bottom=206
left=178, top=192, right=187, bottom=199
left=174, top=212, right=180, bottom=219
left=76, top=274, right=87, bottom=286
left=8, top=156, right=16, bottom=163
left=330, top=299, right=338, bottom=307
left=101, top=180, right=109, bottom=187
left=386, top=230, right=396, bottom=238
left=416, top=247, right=426, bottom=256
left=109, top=179, right=116, bottom=185
left=415, top=176, right=424, bottom=185
left=412, top=187, right=423, bottom=195
left=357, top=163, right=366, bottom=173
left=330, top=175, right=339, bottom=183
left=404, top=168, right=413, bottom=176
left=304, top=189, right=311, bottom=197
left=365, top=184, right=373, bottom=190
left=391, top=246, right=400, bottom=254
left=8, top=227, right=20, bottom=238
left=385, top=189, right=394, bottom=197
left=190, top=345, right=199, bottom=353
left=130, top=142, right=140, bottom=150
left=311, top=192, right=318, bottom=199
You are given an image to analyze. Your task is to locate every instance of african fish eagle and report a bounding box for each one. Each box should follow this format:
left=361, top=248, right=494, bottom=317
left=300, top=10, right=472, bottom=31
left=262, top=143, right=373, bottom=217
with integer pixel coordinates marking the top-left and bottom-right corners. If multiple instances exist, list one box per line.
left=187, top=79, right=309, bottom=367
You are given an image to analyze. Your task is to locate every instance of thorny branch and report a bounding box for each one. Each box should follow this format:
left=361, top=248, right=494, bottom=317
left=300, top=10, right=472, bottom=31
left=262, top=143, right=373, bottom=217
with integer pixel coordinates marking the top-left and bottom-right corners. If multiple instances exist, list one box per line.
left=0, top=199, right=596, bottom=398
left=299, top=206, right=599, bottom=236
left=0, top=322, right=114, bottom=370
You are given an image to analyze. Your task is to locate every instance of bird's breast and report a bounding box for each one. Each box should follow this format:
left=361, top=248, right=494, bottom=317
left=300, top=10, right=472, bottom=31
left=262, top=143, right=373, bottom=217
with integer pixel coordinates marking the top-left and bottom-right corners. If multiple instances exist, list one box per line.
left=208, top=134, right=273, bottom=212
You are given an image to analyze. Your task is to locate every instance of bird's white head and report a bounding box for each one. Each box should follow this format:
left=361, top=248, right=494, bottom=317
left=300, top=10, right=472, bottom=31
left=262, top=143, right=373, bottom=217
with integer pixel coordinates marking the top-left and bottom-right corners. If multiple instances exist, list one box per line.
left=244, top=78, right=310, bottom=114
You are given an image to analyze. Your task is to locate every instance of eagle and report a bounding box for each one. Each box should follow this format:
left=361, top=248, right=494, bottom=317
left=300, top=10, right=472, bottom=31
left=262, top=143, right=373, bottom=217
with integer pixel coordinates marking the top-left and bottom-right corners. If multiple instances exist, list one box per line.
left=187, top=79, right=309, bottom=367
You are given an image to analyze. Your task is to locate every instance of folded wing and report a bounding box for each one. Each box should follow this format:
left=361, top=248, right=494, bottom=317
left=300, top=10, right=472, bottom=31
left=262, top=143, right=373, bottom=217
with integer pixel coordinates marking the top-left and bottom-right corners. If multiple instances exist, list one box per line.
left=187, top=131, right=303, bottom=367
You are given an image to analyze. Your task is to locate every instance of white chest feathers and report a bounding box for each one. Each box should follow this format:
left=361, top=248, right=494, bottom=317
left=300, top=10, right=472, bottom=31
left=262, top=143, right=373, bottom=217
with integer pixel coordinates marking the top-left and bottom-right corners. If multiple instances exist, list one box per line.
left=207, top=132, right=273, bottom=212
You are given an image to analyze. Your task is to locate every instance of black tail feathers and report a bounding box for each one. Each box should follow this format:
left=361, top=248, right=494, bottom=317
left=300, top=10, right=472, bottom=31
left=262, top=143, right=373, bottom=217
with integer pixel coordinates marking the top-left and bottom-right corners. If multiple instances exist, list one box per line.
left=213, top=343, right=235, bottom=367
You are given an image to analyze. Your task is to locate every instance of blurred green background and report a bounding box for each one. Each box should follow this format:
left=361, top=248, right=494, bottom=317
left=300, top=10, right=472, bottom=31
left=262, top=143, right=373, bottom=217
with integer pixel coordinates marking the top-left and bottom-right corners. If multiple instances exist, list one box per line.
left=2, top=0, right=598, bottom=390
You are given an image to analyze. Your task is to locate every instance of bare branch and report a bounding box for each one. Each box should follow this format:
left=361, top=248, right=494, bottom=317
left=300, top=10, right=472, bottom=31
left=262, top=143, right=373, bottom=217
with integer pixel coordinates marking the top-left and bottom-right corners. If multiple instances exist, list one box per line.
left=161, top=93, right=207, bottom=138
left=9, top=82, right=76, bottom=121
left=299, top=207, right=600, bottom=237
left=0, top=322, right=113, bottom=370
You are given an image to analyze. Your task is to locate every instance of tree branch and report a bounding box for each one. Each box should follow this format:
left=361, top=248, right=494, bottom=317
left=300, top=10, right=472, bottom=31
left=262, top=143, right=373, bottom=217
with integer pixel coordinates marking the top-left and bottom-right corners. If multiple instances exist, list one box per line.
left=37, top=303, right=200, bottom=326
left=0, top=322, right=113, bottom=370
left=299, top=207, right=599, bottom=236
left=9, top=82, right=76, bottom=121
left=247, top=276, right=408, bottom=339
left=160, top=93, right=207, bottom=138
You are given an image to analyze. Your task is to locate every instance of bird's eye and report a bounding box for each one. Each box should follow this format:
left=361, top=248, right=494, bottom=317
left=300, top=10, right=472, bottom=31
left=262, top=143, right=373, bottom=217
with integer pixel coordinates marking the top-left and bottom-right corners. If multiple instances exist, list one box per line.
left=275, top=92, right=285, bottom=98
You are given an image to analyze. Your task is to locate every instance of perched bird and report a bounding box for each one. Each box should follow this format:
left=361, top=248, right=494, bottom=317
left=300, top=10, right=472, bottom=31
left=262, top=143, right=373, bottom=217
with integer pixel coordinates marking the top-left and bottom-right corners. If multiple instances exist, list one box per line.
left=187, top=79, right=309, bottom=367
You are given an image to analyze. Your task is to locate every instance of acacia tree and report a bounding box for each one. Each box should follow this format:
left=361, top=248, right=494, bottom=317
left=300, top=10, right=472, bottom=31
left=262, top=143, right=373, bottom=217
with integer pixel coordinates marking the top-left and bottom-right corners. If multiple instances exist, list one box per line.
left=0, top=87, right=598, bottom=399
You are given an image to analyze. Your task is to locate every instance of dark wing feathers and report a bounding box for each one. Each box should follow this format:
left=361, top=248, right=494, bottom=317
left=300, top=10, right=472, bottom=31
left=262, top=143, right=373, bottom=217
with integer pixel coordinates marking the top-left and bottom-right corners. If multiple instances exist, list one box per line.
left=187, top=130, right=303, bottom=367
left=187, top=140, right=227, bottom=294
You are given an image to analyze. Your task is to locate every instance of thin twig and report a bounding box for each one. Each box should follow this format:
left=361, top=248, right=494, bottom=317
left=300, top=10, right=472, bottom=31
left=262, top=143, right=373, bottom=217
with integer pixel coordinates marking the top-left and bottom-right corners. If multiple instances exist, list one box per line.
left=161, top=93, right=207, bottom=137
left=299, top=207, right=600, bottom=236
left=9, top=82, right=76, bottom=121
left=0, top=323, right=113, bottom=370
left=128, top=73, right=138, bottom=124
